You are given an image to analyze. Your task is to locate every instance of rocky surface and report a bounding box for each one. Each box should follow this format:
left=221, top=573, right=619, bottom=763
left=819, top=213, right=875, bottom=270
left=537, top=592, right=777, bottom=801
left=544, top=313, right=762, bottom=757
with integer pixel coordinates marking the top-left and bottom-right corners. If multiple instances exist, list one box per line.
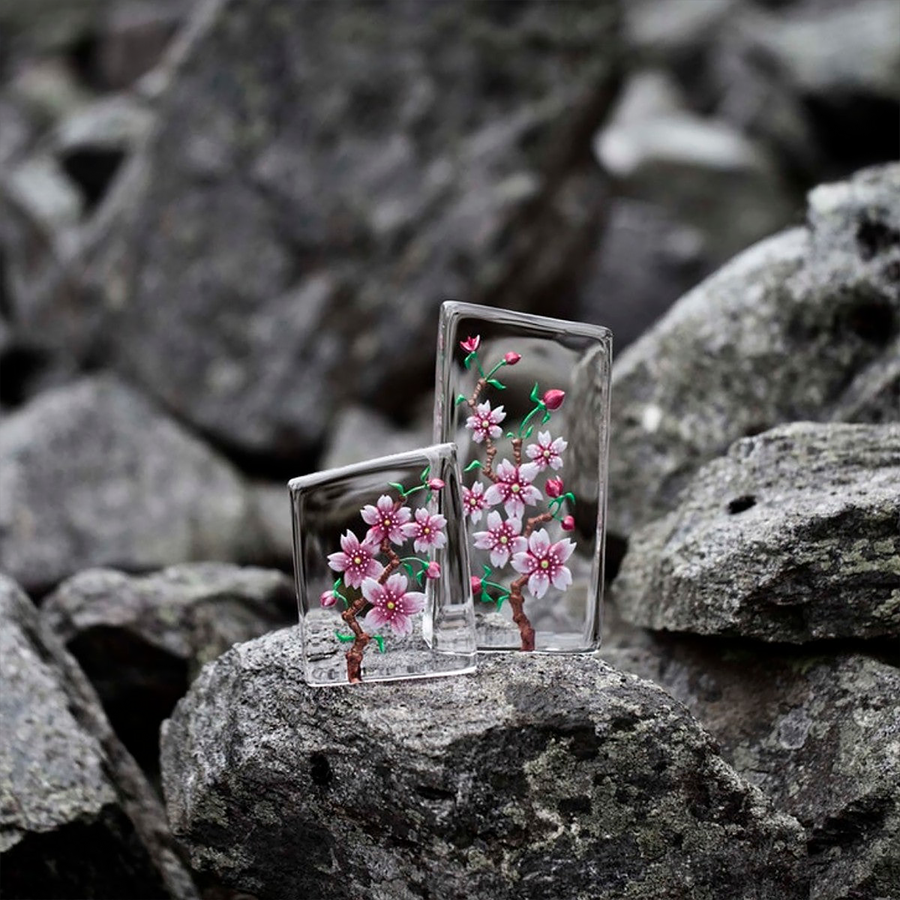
left=161, top=629, right=807, bottom=900
left=10, top=0, right=622, bottom=461
left=603, top=640, right=900, bottom=900
left=590, top=163, right=900, bottom=537
left=42, top=564, right=295, bottom=770
left=0, top=574, right=198, bottom=899
left=611, top=422, right=900, bottom=642
left=0, top=376, right=265, bottom=593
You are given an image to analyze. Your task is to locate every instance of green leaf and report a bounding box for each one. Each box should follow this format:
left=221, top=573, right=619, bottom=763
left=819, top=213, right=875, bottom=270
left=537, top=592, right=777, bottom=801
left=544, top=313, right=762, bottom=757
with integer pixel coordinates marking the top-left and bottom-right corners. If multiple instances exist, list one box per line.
left=421, top=466, right=431, bottom=482
left=496, top=594, right=509, bottom=611
left=455, top=394, right=468, bottom=406
left=403, top=562, right=415, bottom=580
left=388, top=481, right=406, bottom=496
left=529, top=382, right=540, bottom=403
left=480, top=589, right=493, bottom=604
left=524, top=425, right=534, bottom=439
left=335, top=632, right=355, bottom=643
left=563, top=492, right=576, bottom=505
left=541, top=411, right=552, bottom=424
left=372, top=634, right=386, bottom=653
left=464, top=352, right=476, bottom=370
left=332, top=578, right=342, bottom=590
left=487, top=379, right=506, bottom=390
left=482, top=563, right=492, bottom=578
left=464, top=460, right=483, bottom=472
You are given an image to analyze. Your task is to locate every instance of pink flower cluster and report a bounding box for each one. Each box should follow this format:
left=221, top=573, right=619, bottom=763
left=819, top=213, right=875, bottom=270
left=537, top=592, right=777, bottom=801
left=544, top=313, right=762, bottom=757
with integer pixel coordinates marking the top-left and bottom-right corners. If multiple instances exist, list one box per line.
left=325, top=488, right=447, bottom=637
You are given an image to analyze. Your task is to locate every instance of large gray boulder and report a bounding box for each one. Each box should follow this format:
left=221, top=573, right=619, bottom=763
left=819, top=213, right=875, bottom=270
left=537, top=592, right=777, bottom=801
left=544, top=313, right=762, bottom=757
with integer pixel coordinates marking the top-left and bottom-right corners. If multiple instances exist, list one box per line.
left=161, top=628, right=808, bottom=900
left=16, top=0, right=622, bottom=460
left=603, top=641, right=900, bottom=900
left=0, top=574, right=198, bottom=899
left=611, top=422, right=900, bottom=642
left=594, top=163, right=900, bottom=537
left=0, top=375, right=264, bottom=593
left=42, top=564, right=295, bottom=770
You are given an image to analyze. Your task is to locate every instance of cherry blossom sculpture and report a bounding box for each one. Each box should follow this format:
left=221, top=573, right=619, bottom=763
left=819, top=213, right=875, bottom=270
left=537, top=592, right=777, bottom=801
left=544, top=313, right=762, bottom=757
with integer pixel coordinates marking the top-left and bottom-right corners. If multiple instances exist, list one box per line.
left=290, top=444, right=477, bottom=685
left=435, top=302, right=612, bottom=652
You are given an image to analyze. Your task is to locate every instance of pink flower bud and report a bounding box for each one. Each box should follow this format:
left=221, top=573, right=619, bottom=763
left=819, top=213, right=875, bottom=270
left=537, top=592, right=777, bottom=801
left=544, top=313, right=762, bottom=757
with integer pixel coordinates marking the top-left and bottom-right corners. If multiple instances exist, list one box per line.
left=545, top=477, right=564, bottom=498
left=542, top=389, right=566, bottom=410
left=427, top=477, right=445, bottom=490
left=460, top=335, right=481, bottom=353
left=470, top=576, right=483, bottom=594
left=425, top=561, right=442, bottom=580
left=561, top=515, right=576, bottom=532
left=504, top=351, right=521, bottom=366
left=320, top=590, right=337, bottom=608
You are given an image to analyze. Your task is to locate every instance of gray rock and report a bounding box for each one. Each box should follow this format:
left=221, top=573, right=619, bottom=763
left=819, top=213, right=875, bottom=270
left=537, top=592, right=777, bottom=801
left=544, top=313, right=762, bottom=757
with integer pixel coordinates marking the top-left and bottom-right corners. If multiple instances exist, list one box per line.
left=19, top=0, right=620, bottom=459
left=603, top=640, right=900, bottom=900
left=161, top=628, right=808, bottom=900
left=321, top=404, right=432, bottom=471
left=594, top=69, right=796, bottom=265
left=595, top=163, right=900, bottom=536
left=0, top=574, right=198, bottom=899
left=0, top=375, right=262, bottom=593
left=42, top=564, right=296, bottom=770
left=612, top=422, right=900, bottom=642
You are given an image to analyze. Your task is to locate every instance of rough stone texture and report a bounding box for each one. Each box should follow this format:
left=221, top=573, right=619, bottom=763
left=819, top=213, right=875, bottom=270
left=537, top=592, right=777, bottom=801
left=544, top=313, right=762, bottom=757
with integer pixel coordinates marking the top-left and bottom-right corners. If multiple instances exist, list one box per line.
left=42, top=564, right=295, bottom=770
left=0, top=375, right=263, bottom=593
left=592, top=163, right=900, bottom=536
left=15, top=0, right=621, bottom=460
left=603, top=640, right=900, bottom=900
left=0, top=574, right=198, bottom=899
left=161, top=628, right=808, bottom=900
left=612, top=422, right=900, bottom=642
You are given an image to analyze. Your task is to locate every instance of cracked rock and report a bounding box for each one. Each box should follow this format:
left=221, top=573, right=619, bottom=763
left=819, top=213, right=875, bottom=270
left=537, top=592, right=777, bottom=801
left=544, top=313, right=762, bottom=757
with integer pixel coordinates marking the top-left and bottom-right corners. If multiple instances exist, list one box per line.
left=611, top=422, right=900, bottom=642
left=603, top=640, right=900, bottom=900
left=0, top=574, right=197, bottom=899
left=161, top=628, right=807, bottom=900
left=583, top=162, right=900, bottom=537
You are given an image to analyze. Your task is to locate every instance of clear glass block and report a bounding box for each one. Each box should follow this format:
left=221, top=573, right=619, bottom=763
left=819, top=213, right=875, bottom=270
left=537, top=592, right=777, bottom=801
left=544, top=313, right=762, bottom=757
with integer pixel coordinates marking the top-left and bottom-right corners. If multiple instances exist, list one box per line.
left=289, top=443, right=478, bottom=686
left=434, top=301, right=612, bottom=652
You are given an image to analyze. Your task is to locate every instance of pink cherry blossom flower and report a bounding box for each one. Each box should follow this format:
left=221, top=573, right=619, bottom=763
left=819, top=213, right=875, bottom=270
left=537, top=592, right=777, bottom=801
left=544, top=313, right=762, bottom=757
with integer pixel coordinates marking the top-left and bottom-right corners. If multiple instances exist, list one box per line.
left=320, top=590, right=337, bottom=608
left=465, top=400, right=506, bottom=443
left=361, top=574, right=425, bottom=636
left=460, top=335, right=481, bottom=353
left=462, top=481, right=488, bottom=522
left=327, top=531, right=383, bottom=588
left=426, top=477, right=445, bottom=491
left=561, top=515, right=576, bottom=531
left=401, top=507, right=447, bottom=553
left=473, top=511, right=527, bottom=568
left=361, top=495, right=412, bottom=545
left=511, top=529, right=575, bottom=599
left=542, top=389, right=566, bottom=410
left=526, top=431, right=568, bottom=471
left=425, top=561, right=441, bottom=580
left=483, top=459, right=542, bottom=518
left=545, top=477, right=564, bottom=498
left=504, top=351, right=521, bottom=365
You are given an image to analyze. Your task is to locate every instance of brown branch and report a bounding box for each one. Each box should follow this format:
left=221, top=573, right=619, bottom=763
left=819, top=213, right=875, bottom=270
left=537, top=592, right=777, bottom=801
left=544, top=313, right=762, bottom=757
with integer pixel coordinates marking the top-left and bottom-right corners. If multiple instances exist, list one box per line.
left=524, top=511, right=553, bottom=538
left=511, top=437, right=522, bottom=466
left=378, top=538, right=401, bottom=584
left=466, top=378, right=500, bottom=482
left=507, top=575, right=535, bottom=651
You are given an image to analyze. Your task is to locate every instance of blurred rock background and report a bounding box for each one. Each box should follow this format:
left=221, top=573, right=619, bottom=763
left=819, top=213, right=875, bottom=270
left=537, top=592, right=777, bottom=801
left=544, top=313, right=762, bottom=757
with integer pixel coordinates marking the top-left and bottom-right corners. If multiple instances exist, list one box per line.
left=0, top=1, right=897, bottom=898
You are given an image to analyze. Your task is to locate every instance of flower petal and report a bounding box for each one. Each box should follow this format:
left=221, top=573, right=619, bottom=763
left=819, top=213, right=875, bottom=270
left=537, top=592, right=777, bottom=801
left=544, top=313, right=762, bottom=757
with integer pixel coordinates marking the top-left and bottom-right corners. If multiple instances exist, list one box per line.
left=361, top=577, right=383, bottom=604
left=528, top=529, right=551, bottom=555
left=511, top=551, right=532, bottom=574
left=527, top=571, right=550, bottom=599
left=551, top=565, right=572, bottom=591
left=327, top=551, right=348, bottom=572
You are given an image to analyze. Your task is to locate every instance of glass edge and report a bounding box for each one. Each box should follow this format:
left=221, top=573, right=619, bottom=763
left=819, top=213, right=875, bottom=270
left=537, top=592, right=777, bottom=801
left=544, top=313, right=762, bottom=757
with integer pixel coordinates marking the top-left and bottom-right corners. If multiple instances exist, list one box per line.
left=288, top=441, right=459, bottom=493
left=439, top=300, right=613, bottom=345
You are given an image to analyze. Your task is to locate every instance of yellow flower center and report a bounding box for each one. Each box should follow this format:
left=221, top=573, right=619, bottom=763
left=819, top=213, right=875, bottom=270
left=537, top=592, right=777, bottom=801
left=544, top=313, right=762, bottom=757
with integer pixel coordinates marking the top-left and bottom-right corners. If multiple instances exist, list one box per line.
left=353, top=556, right=362, bottom=565
left=424, top=527, right=430, bottom=534
left=511, top=484, right=520, bottom=492
left=387, top=601, right=395, bottom=610
left=500, top=536, right=508, bottom=544
left=540, top=560, right=549, bottom=569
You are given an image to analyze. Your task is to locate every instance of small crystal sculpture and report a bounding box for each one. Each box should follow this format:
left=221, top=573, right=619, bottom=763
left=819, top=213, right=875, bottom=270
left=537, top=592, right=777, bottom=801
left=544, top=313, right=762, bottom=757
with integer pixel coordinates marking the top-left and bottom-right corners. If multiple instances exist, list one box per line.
left=290, top=443, right=478, bottom=685
left=435, top=301, right=612, bottom=652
